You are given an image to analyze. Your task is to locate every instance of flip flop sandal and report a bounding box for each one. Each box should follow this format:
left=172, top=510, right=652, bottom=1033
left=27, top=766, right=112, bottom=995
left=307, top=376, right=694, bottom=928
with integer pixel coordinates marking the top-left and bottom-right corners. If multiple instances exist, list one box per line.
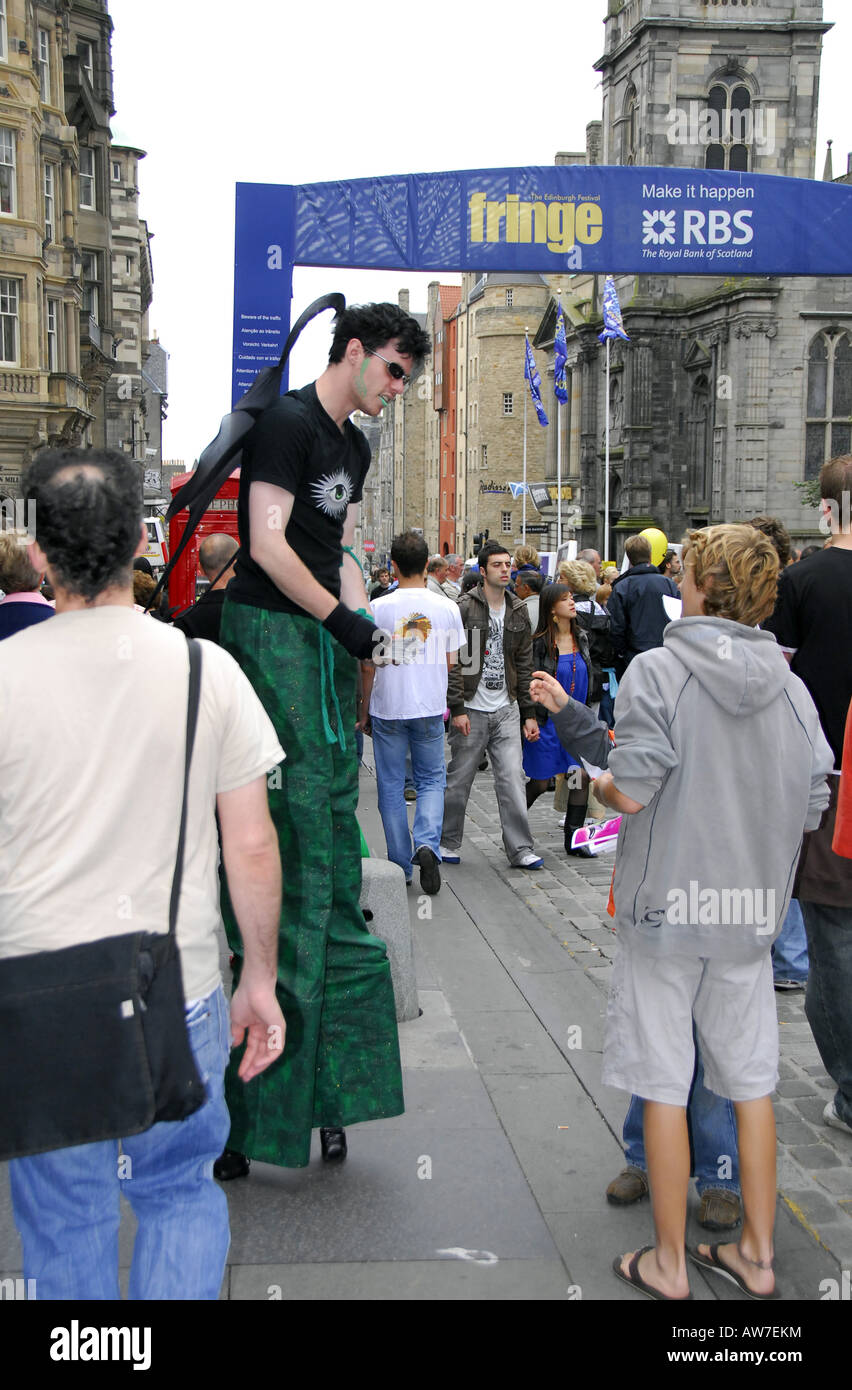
left=612, top=1245, right=693, bottom=1301
left=687, top=1244, right=780, bottom=1300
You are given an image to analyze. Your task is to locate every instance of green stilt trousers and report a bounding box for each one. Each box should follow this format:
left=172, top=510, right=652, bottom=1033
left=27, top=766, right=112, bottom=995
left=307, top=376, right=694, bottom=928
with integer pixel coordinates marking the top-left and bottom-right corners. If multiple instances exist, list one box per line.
left=219, top=600, right=404, bottom=1167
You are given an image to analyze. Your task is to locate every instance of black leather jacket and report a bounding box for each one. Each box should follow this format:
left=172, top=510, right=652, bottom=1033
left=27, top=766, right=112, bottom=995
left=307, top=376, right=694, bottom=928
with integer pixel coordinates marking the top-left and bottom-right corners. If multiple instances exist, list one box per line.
left=447, top=583, right=535, bottom=720
left=530, top=627, right=593, bottom=724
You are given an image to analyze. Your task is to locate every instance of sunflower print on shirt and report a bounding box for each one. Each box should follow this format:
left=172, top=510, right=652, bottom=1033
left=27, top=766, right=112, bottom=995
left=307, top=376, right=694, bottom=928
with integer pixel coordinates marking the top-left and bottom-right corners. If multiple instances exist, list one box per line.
left=311, top=468, right=354, bottom=518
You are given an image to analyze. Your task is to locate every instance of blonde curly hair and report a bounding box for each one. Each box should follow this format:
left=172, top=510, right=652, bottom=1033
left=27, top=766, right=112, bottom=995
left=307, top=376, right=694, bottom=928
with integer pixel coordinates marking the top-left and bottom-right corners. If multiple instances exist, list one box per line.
left=0, top=533, right=41, bottom=593
left=682, top=525, right=779, bottom=627
left=513, top=544, right=540, bottom=570
left=557, top=560, right=598, bottom=596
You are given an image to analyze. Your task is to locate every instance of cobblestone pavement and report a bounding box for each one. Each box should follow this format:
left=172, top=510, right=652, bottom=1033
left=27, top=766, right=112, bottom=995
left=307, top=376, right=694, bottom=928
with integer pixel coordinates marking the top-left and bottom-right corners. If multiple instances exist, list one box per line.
left=460, top=765, right=852, bottom=1268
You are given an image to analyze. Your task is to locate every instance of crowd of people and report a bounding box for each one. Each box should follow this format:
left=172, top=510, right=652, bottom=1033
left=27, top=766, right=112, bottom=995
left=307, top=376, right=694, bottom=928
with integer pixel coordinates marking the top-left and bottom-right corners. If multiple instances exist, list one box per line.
left=0, top=297, right=850, bottom=1304
left=355, top=470, right=852, bottom=1303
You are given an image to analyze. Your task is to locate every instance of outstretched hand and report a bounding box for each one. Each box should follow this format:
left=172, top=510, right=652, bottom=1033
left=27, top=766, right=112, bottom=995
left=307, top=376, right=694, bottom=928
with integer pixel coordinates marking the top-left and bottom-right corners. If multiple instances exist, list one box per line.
left=530, top=670, right=569, bottom=714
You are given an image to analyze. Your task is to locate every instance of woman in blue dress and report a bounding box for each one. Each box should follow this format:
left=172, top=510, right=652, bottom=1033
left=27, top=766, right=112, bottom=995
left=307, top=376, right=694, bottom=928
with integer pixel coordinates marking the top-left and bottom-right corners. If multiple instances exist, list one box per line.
left=524, top=583, right=594, bottom=855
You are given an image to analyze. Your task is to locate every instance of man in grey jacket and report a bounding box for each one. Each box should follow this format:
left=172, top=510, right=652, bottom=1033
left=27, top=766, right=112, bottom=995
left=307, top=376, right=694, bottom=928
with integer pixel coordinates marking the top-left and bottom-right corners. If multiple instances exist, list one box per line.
left=565, top=525, right=832, bottom=1301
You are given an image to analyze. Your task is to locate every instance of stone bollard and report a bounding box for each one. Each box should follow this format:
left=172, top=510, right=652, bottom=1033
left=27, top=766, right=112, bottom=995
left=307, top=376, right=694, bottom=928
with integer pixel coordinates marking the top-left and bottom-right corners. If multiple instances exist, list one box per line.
left=360, top=858, right=419, bottom=1022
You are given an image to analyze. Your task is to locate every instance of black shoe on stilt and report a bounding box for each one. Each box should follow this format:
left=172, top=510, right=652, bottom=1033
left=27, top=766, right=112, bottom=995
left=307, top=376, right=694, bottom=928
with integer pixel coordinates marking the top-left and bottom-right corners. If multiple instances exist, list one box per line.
left=564, top=803, right=593, bottom=858
left=213, top=1148, right=250, bottom=1181
left=320, top=1127, right=347, bottom=1162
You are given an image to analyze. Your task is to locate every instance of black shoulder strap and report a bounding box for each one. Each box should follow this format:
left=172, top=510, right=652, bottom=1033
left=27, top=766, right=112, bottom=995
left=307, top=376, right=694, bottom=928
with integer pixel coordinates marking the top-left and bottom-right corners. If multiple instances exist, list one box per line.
left=168, top=638, right=202, bottom=937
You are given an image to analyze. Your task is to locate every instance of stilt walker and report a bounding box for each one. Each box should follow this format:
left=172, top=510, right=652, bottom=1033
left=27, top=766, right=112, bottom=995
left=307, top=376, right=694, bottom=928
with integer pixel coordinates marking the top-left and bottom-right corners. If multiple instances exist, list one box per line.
left=215, top=302, right=431, bottom=1173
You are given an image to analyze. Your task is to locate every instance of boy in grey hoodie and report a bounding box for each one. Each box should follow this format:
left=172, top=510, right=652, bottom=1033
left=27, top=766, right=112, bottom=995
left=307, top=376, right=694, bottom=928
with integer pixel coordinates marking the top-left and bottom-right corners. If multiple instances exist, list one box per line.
left=593, top=525, right=832, bottom=1302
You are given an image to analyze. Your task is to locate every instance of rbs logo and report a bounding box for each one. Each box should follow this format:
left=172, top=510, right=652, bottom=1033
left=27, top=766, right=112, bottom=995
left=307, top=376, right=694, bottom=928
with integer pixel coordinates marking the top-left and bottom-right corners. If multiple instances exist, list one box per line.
left=643, top=208, right=753, bottom=247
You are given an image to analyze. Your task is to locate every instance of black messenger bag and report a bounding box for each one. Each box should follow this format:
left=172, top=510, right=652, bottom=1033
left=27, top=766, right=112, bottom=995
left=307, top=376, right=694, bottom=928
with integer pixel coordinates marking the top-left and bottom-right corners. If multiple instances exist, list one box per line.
left=0, top=639, right=207, bottom=1161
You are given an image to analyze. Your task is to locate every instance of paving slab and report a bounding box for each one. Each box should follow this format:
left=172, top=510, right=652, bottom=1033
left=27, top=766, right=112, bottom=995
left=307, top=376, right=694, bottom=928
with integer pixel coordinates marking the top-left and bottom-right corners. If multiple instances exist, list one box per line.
left=230, top=1258, right=575, bottom=1300
left=455, top=1009, right=573, bottom=1076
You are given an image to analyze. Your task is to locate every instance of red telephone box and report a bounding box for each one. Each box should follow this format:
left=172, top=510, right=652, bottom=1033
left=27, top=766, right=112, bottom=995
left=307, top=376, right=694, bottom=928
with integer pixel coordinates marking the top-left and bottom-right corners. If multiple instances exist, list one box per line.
left=168, top=469, right=241, bottom=613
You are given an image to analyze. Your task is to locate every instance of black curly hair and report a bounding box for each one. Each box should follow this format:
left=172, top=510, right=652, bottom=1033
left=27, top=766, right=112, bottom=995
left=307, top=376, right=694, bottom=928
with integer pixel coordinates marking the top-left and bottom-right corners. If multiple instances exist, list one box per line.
left=328, top=302, right=431, bottom=366
left=22, top=447, right=143, bottom=602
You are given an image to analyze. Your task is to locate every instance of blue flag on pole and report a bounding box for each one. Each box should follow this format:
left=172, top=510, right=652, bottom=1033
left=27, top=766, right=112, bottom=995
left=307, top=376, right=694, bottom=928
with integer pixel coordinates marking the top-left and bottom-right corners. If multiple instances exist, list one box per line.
left=524, top=335, right=549, bottom=427
left=508, top=481, right=528, bottom=499
left=598, top=275, right=630, bottom=343
left=554, top=300, right=569, bottom=404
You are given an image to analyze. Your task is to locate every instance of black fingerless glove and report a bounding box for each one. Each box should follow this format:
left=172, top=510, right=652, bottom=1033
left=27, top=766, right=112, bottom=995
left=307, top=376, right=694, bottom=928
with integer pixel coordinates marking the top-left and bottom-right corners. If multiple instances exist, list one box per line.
left=323, top=603, right=382, bottom=660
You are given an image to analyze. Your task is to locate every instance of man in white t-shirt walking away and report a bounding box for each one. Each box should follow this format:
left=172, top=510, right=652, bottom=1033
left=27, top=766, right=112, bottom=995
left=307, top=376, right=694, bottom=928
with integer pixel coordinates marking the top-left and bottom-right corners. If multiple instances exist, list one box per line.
left=0, top=447, right=286, bottom=1300
left=440, top=540, right=543, bottom=870
left=366, top=531, right=465, bottom=895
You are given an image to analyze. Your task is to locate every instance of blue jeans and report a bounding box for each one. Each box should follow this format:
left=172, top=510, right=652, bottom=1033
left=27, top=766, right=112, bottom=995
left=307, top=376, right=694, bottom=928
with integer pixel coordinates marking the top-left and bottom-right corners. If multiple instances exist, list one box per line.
left=801, top=901, right=852, bottom=1127
left=371, top=714, right=447, bottom=879
left=772, top=898, right=809, bottom=983
left=623, top=1050, right=740, bottom=1194
left=9, top=985, right=232, bottom=1300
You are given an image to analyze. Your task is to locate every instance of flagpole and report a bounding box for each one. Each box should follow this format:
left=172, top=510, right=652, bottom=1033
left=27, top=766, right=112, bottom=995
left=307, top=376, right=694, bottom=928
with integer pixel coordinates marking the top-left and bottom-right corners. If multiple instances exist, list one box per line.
left=598, top=276, right=628, bottom=566
left=523, top=328, right=528, bottom=544
left=604, top=336, right=611, bottom=565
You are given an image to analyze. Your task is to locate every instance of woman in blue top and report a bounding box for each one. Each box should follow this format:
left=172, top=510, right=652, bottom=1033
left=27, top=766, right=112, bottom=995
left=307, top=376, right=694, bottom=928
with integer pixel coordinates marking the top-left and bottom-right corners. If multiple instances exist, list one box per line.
left=524, top=583, right=593, bottom=855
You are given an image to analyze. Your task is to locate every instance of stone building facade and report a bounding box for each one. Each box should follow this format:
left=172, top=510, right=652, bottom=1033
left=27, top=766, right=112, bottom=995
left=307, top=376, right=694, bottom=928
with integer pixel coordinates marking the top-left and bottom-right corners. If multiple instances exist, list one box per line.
left=0, top=0, right=163, bottom=502
left=107, top=143, right=162, bottom=498
left=457, top=272, right=551, bottom=555
left=390, top=292, right=428, bottom=542
left=427, top=279, right=460, bottom=556
left=353, top=408, right=385, bottom=566
left=540, top=0, right=850, bottom=561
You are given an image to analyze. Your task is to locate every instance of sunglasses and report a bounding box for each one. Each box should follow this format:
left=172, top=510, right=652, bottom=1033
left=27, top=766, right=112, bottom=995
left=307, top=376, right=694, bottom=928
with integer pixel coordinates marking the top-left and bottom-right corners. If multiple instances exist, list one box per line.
left=367, top=349, right=411, bottom=387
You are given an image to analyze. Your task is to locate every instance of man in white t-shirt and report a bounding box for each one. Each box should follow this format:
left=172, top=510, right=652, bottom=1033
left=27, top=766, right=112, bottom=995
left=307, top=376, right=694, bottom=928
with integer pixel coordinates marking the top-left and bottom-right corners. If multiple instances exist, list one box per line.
left=366, top=531, right=464, bottom=895
left=0, top=447, right=286, bottom=1301
left=440, top=541, right=543, bottom=869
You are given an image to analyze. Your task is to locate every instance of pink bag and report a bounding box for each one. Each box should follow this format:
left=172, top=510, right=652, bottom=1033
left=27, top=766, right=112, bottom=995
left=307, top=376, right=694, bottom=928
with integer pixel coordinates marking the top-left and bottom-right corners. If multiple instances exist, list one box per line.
left=569, top=816, right=622, bottom=856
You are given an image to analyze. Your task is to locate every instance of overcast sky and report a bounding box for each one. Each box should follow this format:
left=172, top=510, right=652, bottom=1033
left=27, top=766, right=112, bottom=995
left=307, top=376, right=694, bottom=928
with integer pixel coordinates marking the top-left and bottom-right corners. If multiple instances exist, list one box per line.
left=108, top=0, right=849, bottom=467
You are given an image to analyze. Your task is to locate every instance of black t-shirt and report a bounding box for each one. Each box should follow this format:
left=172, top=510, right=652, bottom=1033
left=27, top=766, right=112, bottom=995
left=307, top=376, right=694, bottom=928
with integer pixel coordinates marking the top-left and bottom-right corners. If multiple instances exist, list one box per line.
left=228, top=383, right=371, bottom=615
left=763, top=547, right=852, bottom=766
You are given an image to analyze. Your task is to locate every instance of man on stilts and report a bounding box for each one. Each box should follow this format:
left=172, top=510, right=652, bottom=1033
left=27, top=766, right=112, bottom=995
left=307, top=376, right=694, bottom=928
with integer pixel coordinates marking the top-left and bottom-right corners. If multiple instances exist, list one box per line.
left=216, top=302, right=432, bottom=1175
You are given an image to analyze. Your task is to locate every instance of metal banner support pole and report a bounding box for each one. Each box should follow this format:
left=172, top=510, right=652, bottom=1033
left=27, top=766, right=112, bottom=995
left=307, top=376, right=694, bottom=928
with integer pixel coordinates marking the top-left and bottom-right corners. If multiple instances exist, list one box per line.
left=523, top=334, right=528, bottom=543
left=557, top=399, right=562, bottom=555
left=604, top=336, right=611, bottom=564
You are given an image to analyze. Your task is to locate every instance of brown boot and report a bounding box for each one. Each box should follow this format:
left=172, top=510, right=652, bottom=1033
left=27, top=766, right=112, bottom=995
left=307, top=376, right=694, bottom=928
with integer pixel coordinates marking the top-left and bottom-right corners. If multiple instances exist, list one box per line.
left=698, top=1188, right=742, bottom=1230
left=606, top=1165, right=649, bottom=1205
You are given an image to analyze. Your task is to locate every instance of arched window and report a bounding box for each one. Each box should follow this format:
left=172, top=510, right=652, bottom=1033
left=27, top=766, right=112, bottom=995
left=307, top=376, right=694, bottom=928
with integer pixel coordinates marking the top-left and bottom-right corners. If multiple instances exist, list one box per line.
left=705, top=82, right=752, bottom=171
left=805, top=331, right=852, bottom=479
left=687, top=374, right=711, bottom=504
left=621, top=84, right=638, bottom=166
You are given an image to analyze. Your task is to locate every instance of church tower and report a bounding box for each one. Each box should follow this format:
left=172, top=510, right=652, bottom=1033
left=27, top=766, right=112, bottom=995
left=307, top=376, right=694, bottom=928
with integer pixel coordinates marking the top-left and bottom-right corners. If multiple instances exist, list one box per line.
left=550, top=0, right=847, bottom=557
left=598, top=0, right=830, bottom=179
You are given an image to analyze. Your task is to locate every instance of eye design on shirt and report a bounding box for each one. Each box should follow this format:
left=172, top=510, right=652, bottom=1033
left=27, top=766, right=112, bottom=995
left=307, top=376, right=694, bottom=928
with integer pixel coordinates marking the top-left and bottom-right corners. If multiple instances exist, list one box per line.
left=311, top=469, right=353, bottom=518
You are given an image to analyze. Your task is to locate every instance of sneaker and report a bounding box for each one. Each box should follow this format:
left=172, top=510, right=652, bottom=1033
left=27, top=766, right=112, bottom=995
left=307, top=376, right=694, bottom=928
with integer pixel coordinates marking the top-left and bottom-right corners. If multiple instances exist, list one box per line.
left=774, top=978, right=806, bottom=992
left=413, top=845, right=441, bottom=895
left=823, top=1100, right=852, bottom=1136
left=404, top=787, right=417, bottom=802
left=439, top=845, right=460, bottom=864
left=515, top=852, right=543, bottom=870
left=606, top=1165, right=649, bottom=1206
left=698, top=1188, right=742, bottom=1230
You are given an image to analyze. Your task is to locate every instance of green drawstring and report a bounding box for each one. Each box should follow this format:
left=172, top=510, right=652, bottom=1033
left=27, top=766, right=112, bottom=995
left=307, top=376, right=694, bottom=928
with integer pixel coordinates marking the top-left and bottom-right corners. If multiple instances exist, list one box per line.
left=318, top=626, right=347, bottom=750
left=319, top=547, right=369, bottom=750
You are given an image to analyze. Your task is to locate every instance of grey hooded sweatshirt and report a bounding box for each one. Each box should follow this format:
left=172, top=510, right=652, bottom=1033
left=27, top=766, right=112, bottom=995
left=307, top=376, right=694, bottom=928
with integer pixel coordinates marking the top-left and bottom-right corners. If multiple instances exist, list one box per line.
left=608, top=616, right=833, bottom=960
